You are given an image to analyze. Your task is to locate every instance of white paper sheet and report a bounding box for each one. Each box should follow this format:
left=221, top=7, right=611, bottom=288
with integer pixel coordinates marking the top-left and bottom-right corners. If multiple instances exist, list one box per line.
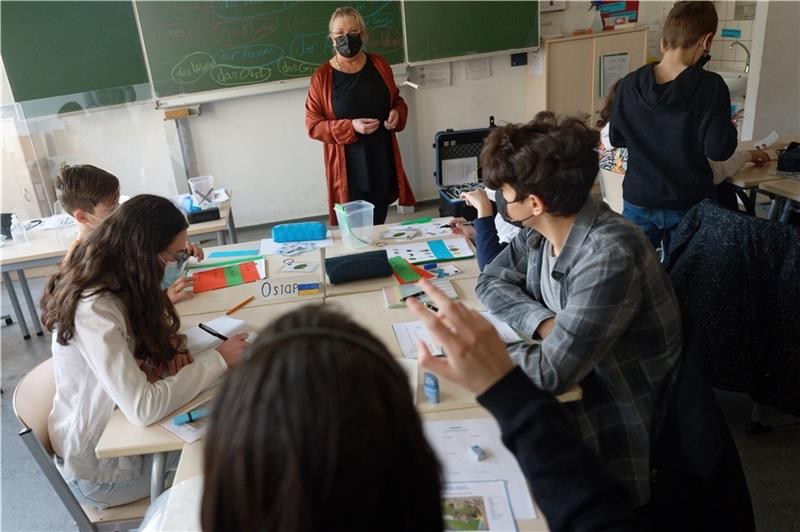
left=183, top=316, right=257, bottom=355
left=442, top=157, right=479, bottom=184
left=465, top=57, right=492, bottom=81
left=443, top=480, right=518, bottom=531
left=385, top=217, right=454, bottom=238
left=424, top=418, right=537, bottom=520
left=385, top=237, right=475, bottom=264
left=753, top=130, right=779, bottom=150
left=393, top=311, right=520, bottom=359
left=259, top=236, right=332, bottom=256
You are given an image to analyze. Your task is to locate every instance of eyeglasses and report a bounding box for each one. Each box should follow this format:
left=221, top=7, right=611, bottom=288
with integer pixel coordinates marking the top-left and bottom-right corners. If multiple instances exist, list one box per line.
left=162, top=249, right=190, bottom=264
left=331, top=29, right=361, bottom=39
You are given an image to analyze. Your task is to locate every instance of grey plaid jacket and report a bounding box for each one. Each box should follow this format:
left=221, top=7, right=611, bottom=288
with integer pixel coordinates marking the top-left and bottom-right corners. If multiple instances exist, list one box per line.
left=476, top=197, right=682, bottom=507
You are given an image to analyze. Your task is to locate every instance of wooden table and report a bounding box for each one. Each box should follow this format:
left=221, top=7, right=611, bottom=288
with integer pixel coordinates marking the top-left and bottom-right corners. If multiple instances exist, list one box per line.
left=95, top=219, right=579, bottom=516
left=760, top=179, right=800, bottom=223
left=169, top=408, right=555, bottom=531
left=174, top=241, right=323, bottom=317
left=728, top=134, right=798, bottom=214
left=0, top=203, right=236, bottom=339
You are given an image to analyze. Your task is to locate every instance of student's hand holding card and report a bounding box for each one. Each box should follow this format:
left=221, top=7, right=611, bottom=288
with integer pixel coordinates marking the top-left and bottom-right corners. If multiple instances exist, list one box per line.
left=407, top=279, right=514, bottom=395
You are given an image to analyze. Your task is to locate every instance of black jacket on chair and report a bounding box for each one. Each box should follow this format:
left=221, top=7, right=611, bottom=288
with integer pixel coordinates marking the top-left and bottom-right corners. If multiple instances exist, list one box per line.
left=666, top=200, right=800, bottom=416
left=638, top=306, right=755, bottom=532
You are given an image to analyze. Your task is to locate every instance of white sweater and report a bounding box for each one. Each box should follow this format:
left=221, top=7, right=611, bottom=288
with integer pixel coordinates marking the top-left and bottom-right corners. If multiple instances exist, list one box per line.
left=48, top=292, right=227, bottom=483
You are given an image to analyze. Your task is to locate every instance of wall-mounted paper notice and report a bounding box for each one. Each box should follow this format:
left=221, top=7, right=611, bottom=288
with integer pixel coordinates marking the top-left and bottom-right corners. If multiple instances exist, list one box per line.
left=529, top=49, right=545, bottom=75
left=600, top=53, right=630, bottom=98
left=465, top=57, right=491, bottom=81
left=413, top=63, right=452, bottom=89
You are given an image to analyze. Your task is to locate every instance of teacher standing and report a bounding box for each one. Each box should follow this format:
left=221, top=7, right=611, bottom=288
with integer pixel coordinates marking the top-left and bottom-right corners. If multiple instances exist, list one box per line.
left=305, top=6, right=415, bottom=225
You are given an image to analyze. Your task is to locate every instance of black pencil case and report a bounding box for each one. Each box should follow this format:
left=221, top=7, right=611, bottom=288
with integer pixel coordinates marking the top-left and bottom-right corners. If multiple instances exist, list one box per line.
left=324, top=250, right=393, bottom=285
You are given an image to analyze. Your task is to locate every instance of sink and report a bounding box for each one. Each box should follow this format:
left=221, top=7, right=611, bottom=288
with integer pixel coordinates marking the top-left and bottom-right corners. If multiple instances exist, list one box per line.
left=717, top=70, right=748, bottom=99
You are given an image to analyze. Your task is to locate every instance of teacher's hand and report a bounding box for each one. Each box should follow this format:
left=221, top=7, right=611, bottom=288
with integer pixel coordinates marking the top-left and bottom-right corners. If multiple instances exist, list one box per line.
left=352, top=118, right=380, bottom=135
left=384, top=109, right=399, bottom=130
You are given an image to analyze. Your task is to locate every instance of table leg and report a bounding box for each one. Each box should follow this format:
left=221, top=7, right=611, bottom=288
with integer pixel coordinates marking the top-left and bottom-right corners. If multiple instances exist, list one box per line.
left=215, top=230, right=227, bottom=246
left=2, top=271, right=31, bottom=339
left=779, top=200, right=794, bottom=224
left=227, top=209, right=238, bottom=244
left=767, top=198, right=783, bottom=221
left=150, top=452, right=167, bottom=502
left=17, top=270, right=43, bottom=336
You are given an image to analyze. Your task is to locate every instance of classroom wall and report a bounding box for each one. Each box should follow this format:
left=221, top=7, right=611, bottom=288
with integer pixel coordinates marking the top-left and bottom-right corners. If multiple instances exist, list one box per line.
left=186, top=55, right=532, bottom=227
left=740, top=0, right=800, bottom=141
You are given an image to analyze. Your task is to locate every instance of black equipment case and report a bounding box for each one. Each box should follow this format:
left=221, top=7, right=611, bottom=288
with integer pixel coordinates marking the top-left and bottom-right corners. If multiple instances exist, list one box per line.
left=433, top=117, right=496, bottom=219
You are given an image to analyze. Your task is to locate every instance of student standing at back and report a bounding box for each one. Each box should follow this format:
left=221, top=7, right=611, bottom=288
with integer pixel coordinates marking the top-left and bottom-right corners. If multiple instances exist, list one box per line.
left=610, top=1, right=738, bottom=260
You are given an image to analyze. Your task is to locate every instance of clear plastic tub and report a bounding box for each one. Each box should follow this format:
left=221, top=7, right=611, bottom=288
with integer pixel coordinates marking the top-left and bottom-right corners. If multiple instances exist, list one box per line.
left=335, top=200, right=375, bottom=249
left=188, top=175, right=215, bottom=208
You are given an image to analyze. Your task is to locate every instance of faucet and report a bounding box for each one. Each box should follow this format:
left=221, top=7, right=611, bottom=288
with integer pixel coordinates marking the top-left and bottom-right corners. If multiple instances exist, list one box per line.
left=729, top=41, right=751, bottom=73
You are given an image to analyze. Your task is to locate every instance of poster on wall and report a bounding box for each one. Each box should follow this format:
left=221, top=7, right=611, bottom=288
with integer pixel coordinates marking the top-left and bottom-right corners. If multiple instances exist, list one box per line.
left=594, top=1, right=640, bottom=29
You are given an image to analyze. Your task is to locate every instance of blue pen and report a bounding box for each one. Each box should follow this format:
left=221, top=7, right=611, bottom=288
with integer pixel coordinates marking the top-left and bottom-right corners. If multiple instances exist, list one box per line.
left=173, top=405, right=210, bottom=426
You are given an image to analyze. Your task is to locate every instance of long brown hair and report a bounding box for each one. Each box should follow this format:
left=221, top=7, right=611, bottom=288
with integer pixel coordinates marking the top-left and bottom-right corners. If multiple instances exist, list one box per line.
left=41, top=194, right=188, bottom=364
left=202, top=305, right=443, bottom=532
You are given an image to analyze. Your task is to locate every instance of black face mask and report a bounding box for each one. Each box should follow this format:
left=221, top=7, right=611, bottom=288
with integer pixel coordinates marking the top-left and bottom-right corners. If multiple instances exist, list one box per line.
left=695, top=49, right=711, bottom=67
left=496, top=192, right=535, bottom=228
left=334, top=33, right=363, bottom=58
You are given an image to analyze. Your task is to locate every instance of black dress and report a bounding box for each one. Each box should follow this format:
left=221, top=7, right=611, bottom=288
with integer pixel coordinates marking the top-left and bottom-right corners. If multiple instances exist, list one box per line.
left=332, top=56, right=398, bottom=224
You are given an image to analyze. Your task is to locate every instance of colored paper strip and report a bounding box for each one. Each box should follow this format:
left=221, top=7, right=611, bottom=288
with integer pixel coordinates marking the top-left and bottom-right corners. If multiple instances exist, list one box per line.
left=427, top=239, right=455, bottom=260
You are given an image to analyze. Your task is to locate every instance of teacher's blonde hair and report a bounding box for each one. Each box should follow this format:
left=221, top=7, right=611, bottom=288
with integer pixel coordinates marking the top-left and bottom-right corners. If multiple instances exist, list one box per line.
left=328, top=6, right=366, bottom=35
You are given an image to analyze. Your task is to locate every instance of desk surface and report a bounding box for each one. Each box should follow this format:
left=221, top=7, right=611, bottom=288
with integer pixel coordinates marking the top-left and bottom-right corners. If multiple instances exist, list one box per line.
left=728, top=160, right=783, bottom=188
left=0, top=226, right=75, bottom=268
left=760, top=178, right=800, bottom=202
left=171, top=408, right=551, bottom=531
left=185, top=204, right=230, bottom=237
left=0, top=204, right=231, bottom=270
left=728, top=133, right=797, bottom=188
left=95, top=300, right=311, bottom=459
left=175, top=240, right=324, bottom=317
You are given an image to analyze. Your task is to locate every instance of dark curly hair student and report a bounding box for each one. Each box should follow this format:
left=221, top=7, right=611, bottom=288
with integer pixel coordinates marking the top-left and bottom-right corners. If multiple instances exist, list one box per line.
left=481, top=111, right=600, bottom=217
left=202, top=305, right=443, bottom=532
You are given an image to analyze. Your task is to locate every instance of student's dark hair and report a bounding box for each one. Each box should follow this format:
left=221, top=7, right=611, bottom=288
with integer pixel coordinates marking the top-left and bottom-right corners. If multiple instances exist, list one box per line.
left=41, top=194, right=188, bottom=364
left=202, top=305, right=443, bottom=532
left=55, top=164, right=120, bottom=215
left=481, top=111, right=600, bottom=216
left=662, top=1, right=718, bottom=50
left=596, top=79, right=622, bottom=128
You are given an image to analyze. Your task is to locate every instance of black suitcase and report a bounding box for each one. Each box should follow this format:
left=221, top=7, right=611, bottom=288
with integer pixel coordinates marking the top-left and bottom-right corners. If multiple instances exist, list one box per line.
left=433, top=117, right=496, bottom=220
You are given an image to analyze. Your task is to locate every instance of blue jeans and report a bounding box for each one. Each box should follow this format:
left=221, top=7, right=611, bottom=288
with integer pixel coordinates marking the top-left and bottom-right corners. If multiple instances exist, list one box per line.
left=623, top=201, right=688, bottom=263
left=60, top=451, right=181, bottom=510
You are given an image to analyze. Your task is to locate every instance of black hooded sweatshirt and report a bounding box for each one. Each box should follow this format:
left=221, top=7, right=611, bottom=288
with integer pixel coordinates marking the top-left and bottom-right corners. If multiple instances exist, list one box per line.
left=610, top=62, right=738, bottom=210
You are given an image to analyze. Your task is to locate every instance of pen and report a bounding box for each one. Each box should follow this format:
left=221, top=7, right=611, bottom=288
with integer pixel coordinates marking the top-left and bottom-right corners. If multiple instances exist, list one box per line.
left=198, top=323, right=228, bottom=341
left=226, top=295, right=255, bottom=315
left=440, top=221, right=474, bottom=228
left=173, top=405, right=210, bottom=426
left=423, top=301, right=439, bottom=312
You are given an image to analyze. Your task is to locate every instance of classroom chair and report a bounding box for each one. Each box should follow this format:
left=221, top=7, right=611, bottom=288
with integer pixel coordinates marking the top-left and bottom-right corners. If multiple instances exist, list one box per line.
left=13, top=358, right=149, bottom=532
left=598, top=169, right=624, bottom=214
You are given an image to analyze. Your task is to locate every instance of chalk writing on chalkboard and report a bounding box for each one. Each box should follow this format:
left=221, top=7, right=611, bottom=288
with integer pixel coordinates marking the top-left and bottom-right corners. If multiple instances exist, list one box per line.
left=137, top=1, right=404, bottom=98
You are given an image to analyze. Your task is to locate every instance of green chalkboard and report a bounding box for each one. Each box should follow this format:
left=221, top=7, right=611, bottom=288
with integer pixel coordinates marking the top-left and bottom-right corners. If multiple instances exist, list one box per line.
left=404, top=1, right=539, bottom=63
left=0, top=1, right=150, bottom=114
left=135, top=1, right=405, bottom=99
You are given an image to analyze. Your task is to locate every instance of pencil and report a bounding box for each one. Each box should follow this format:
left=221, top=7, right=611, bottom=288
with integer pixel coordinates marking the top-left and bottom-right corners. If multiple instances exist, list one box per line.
left=226, top=295, right=255, bottom=315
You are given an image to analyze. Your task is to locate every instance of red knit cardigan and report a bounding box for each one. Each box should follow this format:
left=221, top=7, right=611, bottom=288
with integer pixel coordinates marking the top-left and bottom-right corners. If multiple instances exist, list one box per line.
left=305, top=53, right=416, bottom=225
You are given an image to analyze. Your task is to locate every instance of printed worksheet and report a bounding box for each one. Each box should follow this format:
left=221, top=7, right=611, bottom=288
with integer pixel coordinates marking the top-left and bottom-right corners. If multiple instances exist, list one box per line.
left=424, top=418, right=537, bottom=520
left=385, top=237, right=474, bottom=264
left=442, top=480, right=518, bottom=531
left=392, top=311, right=520, bottom=358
